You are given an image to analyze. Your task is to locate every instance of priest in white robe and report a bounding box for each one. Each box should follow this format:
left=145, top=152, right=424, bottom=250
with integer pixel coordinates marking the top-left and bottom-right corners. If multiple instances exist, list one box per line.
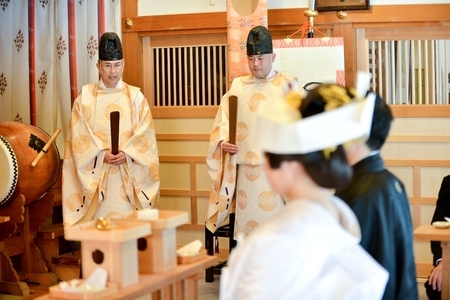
left=62, top=32, right=160, bottom=226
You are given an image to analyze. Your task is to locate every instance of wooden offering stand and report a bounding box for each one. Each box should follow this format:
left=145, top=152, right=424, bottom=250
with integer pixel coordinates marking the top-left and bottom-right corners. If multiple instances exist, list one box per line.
left=37, top=210, right=217, bottom=300
left=125, top=210, right=190, bottom=274
left=65, top=218, right=151, bottom=289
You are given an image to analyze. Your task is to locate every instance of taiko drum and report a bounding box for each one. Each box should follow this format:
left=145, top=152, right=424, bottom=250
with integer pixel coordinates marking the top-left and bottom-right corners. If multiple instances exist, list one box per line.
left=0, top=121, right=60, bottom=208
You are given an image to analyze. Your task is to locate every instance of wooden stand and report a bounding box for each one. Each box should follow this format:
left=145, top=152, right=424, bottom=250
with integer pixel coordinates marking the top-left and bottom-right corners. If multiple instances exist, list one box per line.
left=125, top=210, right=189, bottom=274
left=0, top=192, right=58, bottom=297
left=64, top=219, right=151, bottom=289
left=0, top=194, right=25, bottom=242
left=205, top=212, right=236, bottom=282
left=35, top=223, right=81, bottom=282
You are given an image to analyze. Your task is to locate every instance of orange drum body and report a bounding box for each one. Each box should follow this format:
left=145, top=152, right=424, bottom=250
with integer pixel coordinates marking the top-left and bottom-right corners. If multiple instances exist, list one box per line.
left=0, top=121, right=60, bottom=208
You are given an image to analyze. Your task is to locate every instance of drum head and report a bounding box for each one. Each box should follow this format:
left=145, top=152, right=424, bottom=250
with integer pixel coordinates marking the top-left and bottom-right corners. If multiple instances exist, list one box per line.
left=0, top=135, right=18, bottom=207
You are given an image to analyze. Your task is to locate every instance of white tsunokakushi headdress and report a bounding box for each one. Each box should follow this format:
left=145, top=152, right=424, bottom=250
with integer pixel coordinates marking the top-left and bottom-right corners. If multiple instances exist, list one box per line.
left=253, top=72, right=375, bottom=155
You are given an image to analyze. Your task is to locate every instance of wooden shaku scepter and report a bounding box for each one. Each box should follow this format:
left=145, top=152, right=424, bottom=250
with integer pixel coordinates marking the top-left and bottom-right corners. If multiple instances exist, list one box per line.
left=110, top=111, right=120, bottom=155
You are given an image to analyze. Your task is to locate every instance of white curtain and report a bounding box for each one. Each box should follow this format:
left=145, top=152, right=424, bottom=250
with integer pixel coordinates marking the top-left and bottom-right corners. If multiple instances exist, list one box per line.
left=0, top=0, right=121, bottom=152
left=0, top=2, right=29, bottom=125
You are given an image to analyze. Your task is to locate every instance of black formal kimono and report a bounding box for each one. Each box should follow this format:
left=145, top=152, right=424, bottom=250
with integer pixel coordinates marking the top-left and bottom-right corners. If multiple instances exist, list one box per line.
left=430, top=175, right=450, bottom=264
left=425, top=175, right=450, bottom=300
left=336, top=153, right=418, bottom=300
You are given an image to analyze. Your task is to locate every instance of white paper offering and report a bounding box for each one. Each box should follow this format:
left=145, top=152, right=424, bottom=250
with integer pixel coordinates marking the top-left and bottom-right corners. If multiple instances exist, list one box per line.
left=59, top=267, right=108, bottom=293
left=177, top=239, right=203, bottom=256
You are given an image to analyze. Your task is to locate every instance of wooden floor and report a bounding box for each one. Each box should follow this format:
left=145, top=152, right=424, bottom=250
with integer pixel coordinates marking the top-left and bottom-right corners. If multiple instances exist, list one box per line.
left=27, top=284, right=49, bottom=299
left=0, top=275, right=430, bottom=300
left=0, top=284, right=49, bottom=300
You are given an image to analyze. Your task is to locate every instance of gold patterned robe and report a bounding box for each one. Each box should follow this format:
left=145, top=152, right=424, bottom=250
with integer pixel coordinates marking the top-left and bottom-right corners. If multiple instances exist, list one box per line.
left=206, top=69, right=297, bottom=236
left=62, top=80, right=160, bottom=226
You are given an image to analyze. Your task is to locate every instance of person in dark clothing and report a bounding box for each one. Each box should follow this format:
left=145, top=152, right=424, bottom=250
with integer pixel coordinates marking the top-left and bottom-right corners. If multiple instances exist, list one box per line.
left=424, top=175, right=450, bottom=300
left=335, top=94, right=418, bottom=300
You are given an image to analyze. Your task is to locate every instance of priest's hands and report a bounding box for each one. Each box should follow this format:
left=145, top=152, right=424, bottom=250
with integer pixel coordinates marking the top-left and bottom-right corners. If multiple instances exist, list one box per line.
left=222, top=141, right=239, bottom=155
left=104, top=150, right=126, bottom=165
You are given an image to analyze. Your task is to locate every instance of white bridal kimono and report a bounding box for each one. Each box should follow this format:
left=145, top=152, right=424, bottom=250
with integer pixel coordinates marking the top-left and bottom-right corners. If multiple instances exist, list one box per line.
left=220, top=196, right=389, bottom=300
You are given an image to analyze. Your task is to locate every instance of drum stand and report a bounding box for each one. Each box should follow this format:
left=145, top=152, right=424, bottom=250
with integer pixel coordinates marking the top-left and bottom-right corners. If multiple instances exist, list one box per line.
left=0, top=191, right=57, bottom=296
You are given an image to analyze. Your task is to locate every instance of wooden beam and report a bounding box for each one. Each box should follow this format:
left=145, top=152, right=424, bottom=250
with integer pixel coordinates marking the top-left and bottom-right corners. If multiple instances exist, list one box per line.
left=151, top=106, right=218, bottom=118
left=365, top=26, right=450, bottom=40
left=387, top=135, right=450, bottom=143
left=391, top=105, right=450, bottom=118
left=121, top=5, right=450, bottom=35
left=159, top=156, right=206, bottom=163
left=271, top=5, right=450, bottom=25
left=384, top=160, right=450, bottom=167
left=123, top=13, right=227, bottom=34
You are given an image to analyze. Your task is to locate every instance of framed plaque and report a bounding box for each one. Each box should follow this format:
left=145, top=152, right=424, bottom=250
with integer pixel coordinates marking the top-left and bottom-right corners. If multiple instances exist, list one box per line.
left=316, top=0, right=370, bottom=12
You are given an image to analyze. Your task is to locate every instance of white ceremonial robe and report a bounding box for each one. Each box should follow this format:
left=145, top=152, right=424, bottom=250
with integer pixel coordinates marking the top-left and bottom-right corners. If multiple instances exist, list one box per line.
left=206, top=68, right=298, bottom=236
left=62, top=80, right=160, bottom=226
left=220, top=196, right=389, bottom=300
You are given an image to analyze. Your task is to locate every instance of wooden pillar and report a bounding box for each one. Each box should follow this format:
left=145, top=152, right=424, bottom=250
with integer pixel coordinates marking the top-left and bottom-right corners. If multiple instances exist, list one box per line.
left=121, top=1, right=142, bottom=90
left=333, top=23, right=356, bottom=88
